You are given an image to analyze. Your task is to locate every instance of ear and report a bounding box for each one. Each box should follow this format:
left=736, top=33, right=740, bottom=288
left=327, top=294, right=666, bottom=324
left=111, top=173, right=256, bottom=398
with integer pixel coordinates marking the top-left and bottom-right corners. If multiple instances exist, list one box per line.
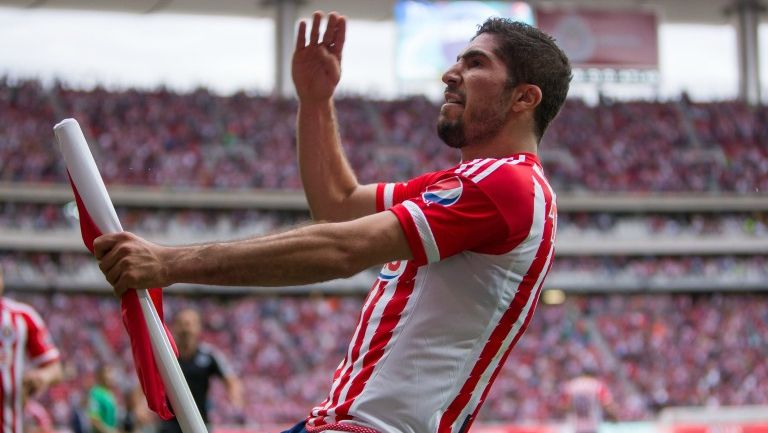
left=510, top=84, right=542, bottom=113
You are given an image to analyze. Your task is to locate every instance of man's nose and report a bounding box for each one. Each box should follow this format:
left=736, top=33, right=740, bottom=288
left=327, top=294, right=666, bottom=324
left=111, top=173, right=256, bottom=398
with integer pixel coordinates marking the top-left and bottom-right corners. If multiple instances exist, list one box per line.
left=442, top=63, right=462, bottom=87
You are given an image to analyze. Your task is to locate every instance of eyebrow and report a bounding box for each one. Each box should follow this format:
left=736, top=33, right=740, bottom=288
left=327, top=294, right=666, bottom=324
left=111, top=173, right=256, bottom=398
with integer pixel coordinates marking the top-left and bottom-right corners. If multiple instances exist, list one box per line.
left=457, top=49, right=492, bottom=62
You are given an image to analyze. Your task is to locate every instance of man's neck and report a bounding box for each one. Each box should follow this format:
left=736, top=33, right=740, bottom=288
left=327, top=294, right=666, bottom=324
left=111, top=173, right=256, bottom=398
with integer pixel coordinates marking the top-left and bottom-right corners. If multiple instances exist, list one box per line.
left=460, top=135, right=538, bottom=161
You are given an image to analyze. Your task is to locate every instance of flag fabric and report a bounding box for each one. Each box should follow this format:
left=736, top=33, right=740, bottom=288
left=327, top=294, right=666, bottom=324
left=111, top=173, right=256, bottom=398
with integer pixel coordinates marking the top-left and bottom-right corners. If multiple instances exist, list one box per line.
left=56, top=118, right=211, bottom=432
left=68, top=174, right=177, bottom=420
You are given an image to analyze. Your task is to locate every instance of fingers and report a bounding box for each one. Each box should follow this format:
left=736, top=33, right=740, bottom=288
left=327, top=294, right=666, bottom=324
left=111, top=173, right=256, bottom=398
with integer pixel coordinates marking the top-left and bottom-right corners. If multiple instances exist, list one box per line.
left=321, top=13, right=338, bottom=46
left=297, top=11, right=345, bottom=53
left=295, top=20, right=306, bottom=50
left=309, top=11, right=322, bottom=45
left=94, top=233, right=123, bottom=259
left=332, top=16, right=346, bottom=59
left=97, top=232, right=138, bottom=277
left=94, top=232, right=152, bottom=294
left=105, top=259, right=124, bottom=288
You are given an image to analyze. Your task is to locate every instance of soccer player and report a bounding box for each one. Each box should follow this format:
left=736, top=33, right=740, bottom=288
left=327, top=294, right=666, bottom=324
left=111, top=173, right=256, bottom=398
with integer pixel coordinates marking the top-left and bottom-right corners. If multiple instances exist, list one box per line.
left=93, top=10, right=571, bottom=433
left=0, top=268, right=62, bottom=433
left=157, top=308, right=243, bottom=433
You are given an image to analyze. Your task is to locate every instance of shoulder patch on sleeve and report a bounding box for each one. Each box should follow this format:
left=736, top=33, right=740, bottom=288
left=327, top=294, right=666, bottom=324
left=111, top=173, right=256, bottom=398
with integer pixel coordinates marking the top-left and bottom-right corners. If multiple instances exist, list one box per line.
left=421, top=176, right=463, bottom=207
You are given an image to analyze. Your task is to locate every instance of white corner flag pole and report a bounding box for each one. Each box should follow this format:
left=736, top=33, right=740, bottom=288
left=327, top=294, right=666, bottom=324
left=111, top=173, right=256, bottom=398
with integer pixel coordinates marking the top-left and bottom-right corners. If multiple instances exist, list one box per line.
left=53, top=118, right=207, bottom=433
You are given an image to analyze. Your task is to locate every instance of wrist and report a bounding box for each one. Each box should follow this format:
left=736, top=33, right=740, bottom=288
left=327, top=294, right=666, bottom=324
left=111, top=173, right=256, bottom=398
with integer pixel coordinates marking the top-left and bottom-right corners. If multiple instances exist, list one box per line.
left=160, top=244, right=216, bottom=286
left=157, top=245, right=184, bottom=286
left=298, top=97, right=334, bottom=110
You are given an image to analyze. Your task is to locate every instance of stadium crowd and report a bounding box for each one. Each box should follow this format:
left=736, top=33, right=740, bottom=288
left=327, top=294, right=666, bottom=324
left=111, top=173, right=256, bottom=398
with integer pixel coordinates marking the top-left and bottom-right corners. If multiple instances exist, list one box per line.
left=8, top=292, right=767, bottom=428
left=1, top=79, right=767, bottom=192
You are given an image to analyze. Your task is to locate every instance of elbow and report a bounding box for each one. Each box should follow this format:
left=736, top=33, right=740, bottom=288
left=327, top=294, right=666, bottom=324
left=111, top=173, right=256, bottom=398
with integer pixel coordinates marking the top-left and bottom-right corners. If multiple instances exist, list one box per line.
left=308, top=188, right=359, bottom=223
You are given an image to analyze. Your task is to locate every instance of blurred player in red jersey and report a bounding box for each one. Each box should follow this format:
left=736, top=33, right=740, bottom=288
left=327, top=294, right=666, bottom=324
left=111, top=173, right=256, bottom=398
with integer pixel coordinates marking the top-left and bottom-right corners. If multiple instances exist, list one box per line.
left=0, top=268, right=62, bottom=433
left=564, top=368, right=618, bottom=433
left=93, top=10, right=571, bottom=433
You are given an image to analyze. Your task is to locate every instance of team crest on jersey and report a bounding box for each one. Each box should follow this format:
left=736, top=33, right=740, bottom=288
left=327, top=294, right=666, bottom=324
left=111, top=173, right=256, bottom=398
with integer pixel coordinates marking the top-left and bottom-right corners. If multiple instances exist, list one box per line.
left=422, top=176, right=463, bottom=206
left=378, top=261, right=406, bottom=281
left=0, top=326, right=15, bottom=345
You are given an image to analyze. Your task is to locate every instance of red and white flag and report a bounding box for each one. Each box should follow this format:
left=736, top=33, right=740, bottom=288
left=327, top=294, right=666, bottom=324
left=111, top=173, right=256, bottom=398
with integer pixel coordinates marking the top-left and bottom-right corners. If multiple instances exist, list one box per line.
left=54, top=118, right=176, bottom=420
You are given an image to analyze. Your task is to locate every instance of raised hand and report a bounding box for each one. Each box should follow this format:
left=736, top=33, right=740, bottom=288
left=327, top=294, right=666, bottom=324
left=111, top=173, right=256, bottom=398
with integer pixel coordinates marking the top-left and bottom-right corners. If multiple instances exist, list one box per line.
left=292, top=11, right=346, bottom=102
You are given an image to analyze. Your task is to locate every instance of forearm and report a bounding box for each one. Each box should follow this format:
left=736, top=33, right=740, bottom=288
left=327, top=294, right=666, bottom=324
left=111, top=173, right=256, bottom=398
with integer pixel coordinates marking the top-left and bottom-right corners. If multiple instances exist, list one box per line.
left=37, top=361, right=63, bottom=388
left=96, top=212, right=410, bottom=293
left=163, top=222, right=373, bottom=287
left=297, top=99, right=362, bottom=221
left=40, top=361, right=63, bottom=386
left=225, top=376, right=244, bottom=409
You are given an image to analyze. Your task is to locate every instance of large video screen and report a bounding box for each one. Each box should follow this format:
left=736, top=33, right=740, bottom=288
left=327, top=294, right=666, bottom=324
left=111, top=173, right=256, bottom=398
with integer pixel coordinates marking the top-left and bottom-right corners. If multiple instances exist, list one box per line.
left=395, top=1, right=534, bottom=83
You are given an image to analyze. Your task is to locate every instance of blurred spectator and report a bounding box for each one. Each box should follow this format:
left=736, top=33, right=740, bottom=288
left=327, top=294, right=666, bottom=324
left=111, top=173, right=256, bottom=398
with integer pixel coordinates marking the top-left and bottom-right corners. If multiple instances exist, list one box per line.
left=88, top=365, right=120, bottom=433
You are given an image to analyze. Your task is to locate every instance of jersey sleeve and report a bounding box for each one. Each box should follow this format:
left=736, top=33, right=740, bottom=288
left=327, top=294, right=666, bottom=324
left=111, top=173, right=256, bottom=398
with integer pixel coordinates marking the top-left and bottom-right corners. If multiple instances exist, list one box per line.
left=387, top=175, right=512, bottom=266
left=376, top=172, right=438, bottom=212
left=24, top=309, right=60, bottom=367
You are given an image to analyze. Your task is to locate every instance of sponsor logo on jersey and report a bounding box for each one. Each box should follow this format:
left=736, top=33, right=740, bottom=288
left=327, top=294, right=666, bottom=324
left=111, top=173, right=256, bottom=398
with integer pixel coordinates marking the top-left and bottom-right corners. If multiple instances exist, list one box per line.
left=378, top=261, right=406, bottom=281
left=422, top=176, right=463, bottom=206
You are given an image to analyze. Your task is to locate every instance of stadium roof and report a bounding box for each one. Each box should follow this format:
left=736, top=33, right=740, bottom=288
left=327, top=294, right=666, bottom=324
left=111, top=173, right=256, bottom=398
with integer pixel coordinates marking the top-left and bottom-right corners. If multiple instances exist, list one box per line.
left=0, top=0, right=764, bottom=25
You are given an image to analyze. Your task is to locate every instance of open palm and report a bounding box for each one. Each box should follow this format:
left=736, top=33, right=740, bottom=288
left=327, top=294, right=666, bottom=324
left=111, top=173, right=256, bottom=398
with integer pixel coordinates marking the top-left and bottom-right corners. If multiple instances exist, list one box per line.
left=292, top=11, right=347, bottom=102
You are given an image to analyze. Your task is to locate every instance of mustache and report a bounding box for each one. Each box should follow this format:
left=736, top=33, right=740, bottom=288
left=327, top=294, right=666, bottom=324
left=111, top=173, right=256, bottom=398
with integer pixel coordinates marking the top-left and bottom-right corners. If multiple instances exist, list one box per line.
left=444, top=87, right=465, bottom=100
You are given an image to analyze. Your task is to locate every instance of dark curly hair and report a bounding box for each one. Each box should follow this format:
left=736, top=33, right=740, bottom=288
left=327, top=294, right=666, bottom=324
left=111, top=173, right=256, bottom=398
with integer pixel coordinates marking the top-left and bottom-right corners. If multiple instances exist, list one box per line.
left=475, top=18, right=572, bottom=141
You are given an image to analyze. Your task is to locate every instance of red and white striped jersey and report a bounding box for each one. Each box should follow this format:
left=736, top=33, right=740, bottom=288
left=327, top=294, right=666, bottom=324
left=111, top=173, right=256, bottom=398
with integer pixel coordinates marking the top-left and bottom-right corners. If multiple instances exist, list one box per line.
left=23, top=399, right=54, bottom=433
left=0, top=298, right=60, bottom=433
left=307, top=153, right=557, bottom=433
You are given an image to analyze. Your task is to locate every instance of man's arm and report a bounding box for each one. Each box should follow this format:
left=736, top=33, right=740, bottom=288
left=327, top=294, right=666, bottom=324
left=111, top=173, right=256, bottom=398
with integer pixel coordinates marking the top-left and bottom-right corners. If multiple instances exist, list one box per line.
left=223, top=374, right=244, bottom=411
left=22, top=361, right=62, bottom=398
left=94, top=211, right=411, bottom=294
left=293, top=11, right=378, bottom=222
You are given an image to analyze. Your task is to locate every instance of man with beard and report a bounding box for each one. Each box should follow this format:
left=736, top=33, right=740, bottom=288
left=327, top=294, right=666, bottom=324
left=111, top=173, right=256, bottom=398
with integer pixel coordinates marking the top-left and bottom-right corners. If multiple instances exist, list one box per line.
left=93, top=10, right=571, bottom=433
